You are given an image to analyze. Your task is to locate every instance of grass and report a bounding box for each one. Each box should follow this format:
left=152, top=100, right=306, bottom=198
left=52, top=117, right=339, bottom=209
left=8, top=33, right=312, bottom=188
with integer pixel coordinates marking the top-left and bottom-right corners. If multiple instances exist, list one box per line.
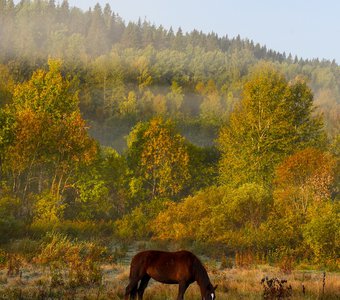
left=0, top=260, right=339, bottom=299
left=0, top=237, right=339, bottom=299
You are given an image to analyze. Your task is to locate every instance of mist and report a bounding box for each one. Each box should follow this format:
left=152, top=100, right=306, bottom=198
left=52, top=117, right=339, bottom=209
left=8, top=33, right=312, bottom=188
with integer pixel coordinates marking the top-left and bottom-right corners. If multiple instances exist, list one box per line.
left=1, top=0, right=339, bottom=150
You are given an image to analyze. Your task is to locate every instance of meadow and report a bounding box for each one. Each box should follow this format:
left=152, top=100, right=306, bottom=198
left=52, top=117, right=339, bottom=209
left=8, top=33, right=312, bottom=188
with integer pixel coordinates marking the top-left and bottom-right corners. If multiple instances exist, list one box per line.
left=0, top=238, right=339, bottom=300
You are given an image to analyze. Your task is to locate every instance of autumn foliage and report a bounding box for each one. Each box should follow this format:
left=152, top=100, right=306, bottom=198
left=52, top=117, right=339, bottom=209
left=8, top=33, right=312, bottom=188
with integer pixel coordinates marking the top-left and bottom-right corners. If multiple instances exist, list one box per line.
left=0, top=59, right=338, bottom=269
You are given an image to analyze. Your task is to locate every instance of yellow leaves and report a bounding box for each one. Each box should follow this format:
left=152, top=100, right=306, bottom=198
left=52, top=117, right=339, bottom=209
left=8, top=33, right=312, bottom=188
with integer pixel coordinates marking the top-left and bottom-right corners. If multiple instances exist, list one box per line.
left=13, top=59, right=79, bottom=117
left=133, top=56, right=153, bottom=89
left=33, top=192, right=65, bottom=222
left=135, top=117, right=190, bottom=198
left=218, top=65, right=323, bottom=187
left=127, top=117, right=190, bottom=199
left=5, top=59, right=96, bottom=199
left=152, top=186, right=226, bottom=241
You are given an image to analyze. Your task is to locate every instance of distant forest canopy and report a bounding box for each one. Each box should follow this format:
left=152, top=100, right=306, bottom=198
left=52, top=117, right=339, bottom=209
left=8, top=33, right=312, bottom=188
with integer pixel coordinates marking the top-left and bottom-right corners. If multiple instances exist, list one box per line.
left=0, top=0, right=339, bottom=149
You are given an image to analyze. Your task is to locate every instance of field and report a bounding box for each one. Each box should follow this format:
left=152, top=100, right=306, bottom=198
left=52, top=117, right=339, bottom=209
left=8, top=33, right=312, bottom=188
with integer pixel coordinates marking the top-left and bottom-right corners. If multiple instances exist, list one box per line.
left=0, top=241, right=339, bottom=300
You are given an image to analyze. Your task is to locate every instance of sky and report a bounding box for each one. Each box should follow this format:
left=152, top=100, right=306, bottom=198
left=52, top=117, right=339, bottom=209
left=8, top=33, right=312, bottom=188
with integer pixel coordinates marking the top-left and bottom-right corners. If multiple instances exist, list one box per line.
left=67, top=0, right=340, bottom=63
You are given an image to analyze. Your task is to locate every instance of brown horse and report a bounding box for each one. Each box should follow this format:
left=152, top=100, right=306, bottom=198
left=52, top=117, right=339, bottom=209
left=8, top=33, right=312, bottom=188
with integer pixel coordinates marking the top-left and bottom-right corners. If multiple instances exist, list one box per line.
left=124, top=250, right=217, bottom=300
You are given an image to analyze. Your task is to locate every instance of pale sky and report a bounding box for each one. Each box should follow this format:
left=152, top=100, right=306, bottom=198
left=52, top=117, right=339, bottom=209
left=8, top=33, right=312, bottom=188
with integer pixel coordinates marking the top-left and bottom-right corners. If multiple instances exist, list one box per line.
left=71, top=1, right=340, bottom=63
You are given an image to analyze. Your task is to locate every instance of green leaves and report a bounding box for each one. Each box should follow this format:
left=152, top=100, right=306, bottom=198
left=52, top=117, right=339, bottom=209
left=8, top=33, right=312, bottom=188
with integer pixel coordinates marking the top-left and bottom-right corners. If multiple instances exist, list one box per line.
left=303, top=202, right=340, bottom=263
left=218, top=64, right=324, bottom=187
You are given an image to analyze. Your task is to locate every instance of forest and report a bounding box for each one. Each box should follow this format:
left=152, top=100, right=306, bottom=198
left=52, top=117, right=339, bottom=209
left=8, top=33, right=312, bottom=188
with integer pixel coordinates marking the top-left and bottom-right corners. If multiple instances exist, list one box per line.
left=0, top=0, right=339, bottom=298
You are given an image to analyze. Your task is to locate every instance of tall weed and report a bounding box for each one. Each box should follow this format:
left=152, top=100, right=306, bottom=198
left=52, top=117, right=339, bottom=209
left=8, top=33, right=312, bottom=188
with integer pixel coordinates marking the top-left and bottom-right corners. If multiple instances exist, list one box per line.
left=34, top=232, right=107, bottom=288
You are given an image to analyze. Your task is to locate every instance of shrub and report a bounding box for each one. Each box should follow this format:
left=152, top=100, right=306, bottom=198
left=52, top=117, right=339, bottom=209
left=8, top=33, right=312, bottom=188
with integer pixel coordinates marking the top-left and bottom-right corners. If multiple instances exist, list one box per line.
left=303, top=201, right=340, bottom=265
left=0, top=195, right=24, bottom=243
left=33, top=192, right=65, bottom=223
left=29, top=220, right=115, bottom=240
left=261, top=277, right=292, bottom=299
left=151, top=186, right=227, bottom=241
left=115, top=197, right=167, bottom=239
left=152, top=183, right=270, bottom=247
left=0, top=249, right=6, bottom=267
left=5, top=238, right=41, bottom=261
left=34, top=232, right=107, bottom=287
left=6, top=254, right=24, bottom=276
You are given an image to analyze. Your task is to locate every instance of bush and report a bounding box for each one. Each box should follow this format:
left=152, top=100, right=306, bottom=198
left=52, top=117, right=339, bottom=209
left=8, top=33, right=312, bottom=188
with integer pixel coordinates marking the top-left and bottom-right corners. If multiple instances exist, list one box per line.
left=5, top=238, right=41, bottom=260
left=0, top=218, right=23, bottom=244
left=303, top=201, right=340, bottom=265
left=261, top=277, right=292, bottom=299
left=29, top=220, right=115, bottom=240
left=0, top=249, right=7, bottom=267
left=152, top=183, right=270, bottom=247
left=115, top=197, right=167, bottom=239
left=33, top=192, right=65, bottom=223
left=0, top=195, right=24, bottom=244
left=34, top=232, right=108, bottom=287
left=151, top=186, right=227, bottom=241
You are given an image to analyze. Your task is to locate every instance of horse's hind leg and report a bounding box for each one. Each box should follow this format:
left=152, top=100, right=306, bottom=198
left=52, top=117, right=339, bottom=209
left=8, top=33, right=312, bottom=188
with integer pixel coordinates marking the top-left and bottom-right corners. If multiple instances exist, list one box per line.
left=125, top=279, right=139, bottom=300
left=137, top=275, right=150, bottom=300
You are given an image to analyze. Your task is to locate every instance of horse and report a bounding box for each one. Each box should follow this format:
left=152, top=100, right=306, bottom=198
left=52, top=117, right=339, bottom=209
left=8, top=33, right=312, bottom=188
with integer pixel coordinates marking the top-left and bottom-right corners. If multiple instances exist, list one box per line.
left=124, top=250, right=217, bottom=300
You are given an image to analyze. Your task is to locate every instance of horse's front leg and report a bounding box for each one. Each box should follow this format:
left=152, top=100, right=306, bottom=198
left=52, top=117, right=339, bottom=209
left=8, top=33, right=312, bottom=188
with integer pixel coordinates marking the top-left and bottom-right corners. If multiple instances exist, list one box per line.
left=177, top=281, right=189, bottom=300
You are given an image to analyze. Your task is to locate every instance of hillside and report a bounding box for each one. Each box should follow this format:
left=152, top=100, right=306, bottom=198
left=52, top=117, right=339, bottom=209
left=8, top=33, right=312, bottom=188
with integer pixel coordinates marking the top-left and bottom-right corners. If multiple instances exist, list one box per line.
left=0, top=0, right=339, bottom=282
left=0, top=0, right=339, bottom=149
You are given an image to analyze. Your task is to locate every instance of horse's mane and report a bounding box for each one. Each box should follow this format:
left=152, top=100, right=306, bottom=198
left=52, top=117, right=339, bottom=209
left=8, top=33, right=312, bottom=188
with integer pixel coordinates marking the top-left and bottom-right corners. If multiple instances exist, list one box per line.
left=192, top=255, right=211, bottom=288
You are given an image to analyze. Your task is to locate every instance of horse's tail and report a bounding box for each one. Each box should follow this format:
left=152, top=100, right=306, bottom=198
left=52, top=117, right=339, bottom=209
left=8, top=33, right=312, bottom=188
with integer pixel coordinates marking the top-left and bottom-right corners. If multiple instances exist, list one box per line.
left=125, top=253, right=143, bottom=300
left=128, top=255, right=137, bottom=279
left=128, top=251, right=147, bottom=279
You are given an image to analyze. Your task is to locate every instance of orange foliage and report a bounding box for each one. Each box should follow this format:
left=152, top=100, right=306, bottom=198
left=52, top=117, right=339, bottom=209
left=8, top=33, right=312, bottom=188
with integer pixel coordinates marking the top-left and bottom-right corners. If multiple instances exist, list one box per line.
left=274, top=148, right=337, bottom=215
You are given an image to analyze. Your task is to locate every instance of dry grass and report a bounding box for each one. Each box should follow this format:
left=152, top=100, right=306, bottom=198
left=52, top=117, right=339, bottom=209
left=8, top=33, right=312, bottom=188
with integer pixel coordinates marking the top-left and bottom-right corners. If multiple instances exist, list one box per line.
left=0, top=261, right=339, bottom=299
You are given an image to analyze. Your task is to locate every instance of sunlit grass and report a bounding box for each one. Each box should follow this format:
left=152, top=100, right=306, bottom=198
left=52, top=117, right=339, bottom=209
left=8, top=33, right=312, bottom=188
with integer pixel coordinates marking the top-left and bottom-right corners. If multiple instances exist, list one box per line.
left=0, top=259, right=339, bottom=299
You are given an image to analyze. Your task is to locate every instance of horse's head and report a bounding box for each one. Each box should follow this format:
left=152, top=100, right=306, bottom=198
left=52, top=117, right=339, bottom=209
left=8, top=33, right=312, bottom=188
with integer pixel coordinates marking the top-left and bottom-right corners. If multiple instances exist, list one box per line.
left=203, top=284, right=218, bottom=300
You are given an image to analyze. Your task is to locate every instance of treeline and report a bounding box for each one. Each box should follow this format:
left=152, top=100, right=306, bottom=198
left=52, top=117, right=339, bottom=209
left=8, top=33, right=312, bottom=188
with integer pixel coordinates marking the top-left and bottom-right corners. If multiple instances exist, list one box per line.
left=1, top=0, right=291, bottom=61
left=0, top=1, right=339, bottom=268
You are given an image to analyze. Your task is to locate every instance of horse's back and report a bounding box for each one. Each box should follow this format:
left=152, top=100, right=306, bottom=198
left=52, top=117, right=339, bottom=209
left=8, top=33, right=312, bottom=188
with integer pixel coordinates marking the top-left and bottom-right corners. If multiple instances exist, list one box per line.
left=131, top=250, right=197, bottom=264
left=129, top=250, right=198, bottom=283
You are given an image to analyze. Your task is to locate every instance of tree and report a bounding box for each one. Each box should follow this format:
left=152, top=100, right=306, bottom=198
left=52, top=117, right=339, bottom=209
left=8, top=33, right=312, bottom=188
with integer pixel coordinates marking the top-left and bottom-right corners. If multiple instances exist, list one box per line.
left=166, top=81, right=184, bottom=116
left=0, top=64, right=14, bottom=107
left=274, top=148, right=337, bottom=217
left=126, top=117, right=190, bottom=200
left=152, top=94, right=167, bottom=116
left=173, top=27, right=185, bottom=50
left=86, top=3, right=110, bottom=57
left=134, top=55, right=153, bottom=90
left=198, top=79, right=225, bottom=126
left=119, top=90, right=138, bottom=118
left=218, top=64, right=324, bottom=187
left=72, top=147, right=129, bottom=221
left=261, top=148, right=339, bottom=261
left=3, top=60, right=97, bottom=219
left=121, top=22, right=141, bottom=48
left=185, top=144, right=219, bottom=193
